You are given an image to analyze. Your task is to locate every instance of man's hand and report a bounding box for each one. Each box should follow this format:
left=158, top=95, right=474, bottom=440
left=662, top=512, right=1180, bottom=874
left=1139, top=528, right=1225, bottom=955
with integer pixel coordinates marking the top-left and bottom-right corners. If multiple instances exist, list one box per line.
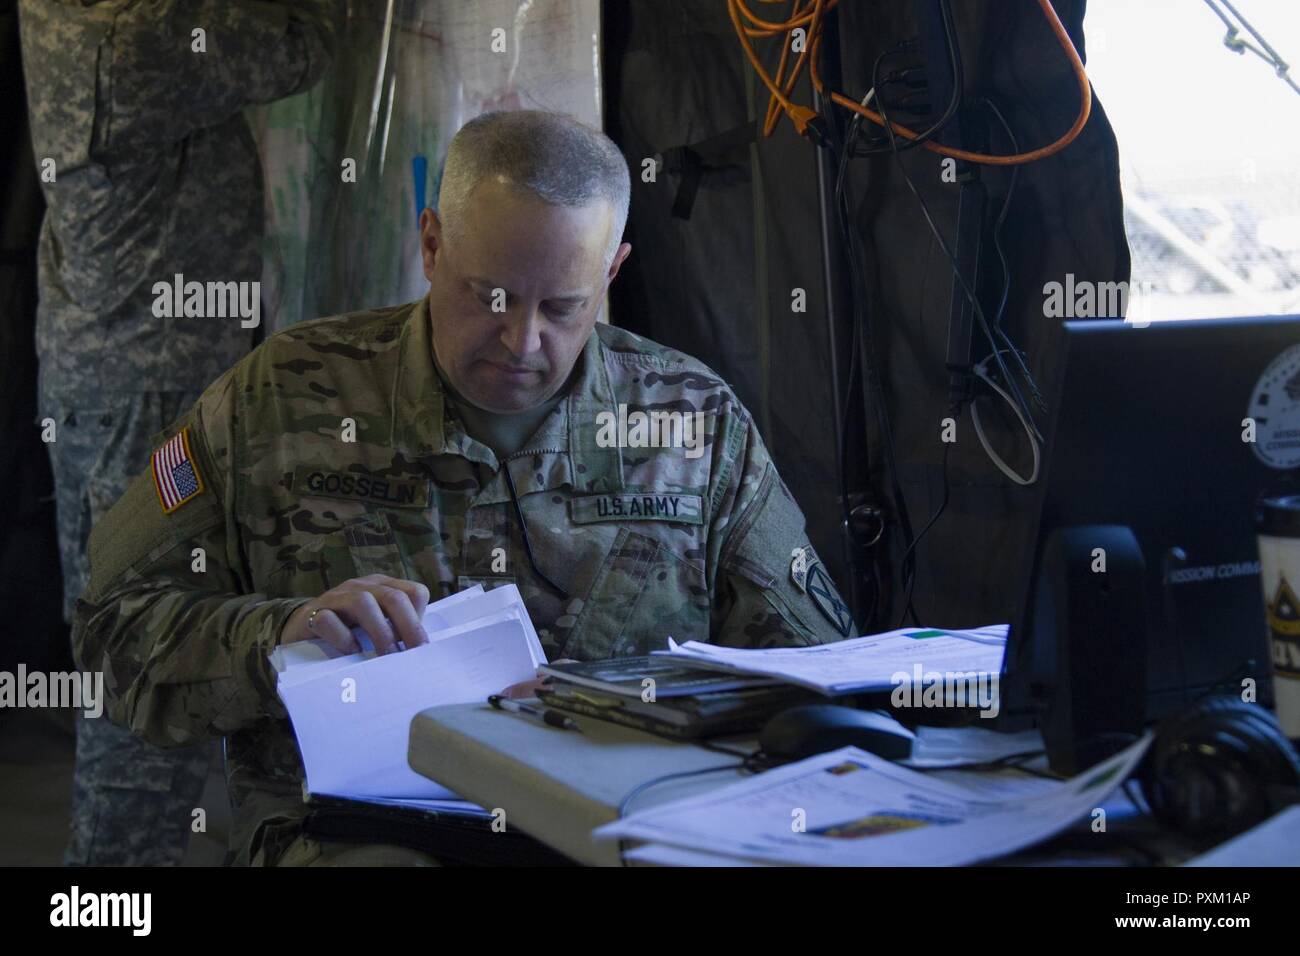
left=498, top=659, right=577, bottom=700
left=282, top=574, right=430, bottom=655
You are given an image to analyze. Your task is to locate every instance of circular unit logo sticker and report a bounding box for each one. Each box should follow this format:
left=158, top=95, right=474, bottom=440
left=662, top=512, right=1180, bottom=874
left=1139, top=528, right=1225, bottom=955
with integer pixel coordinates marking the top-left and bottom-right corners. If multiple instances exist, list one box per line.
left=1248, top=342, right=1300, bottom=469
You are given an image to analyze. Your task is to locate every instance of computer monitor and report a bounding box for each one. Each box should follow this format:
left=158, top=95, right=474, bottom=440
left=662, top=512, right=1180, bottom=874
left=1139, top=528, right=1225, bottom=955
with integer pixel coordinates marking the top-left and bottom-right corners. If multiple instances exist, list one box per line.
left=1000, top=316, right=1300, bottom=769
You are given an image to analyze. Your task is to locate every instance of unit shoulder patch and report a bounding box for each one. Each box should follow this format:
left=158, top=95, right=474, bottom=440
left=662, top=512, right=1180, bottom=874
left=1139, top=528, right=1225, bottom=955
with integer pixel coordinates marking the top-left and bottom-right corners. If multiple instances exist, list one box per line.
left=806, top=559, right=854, bottom=637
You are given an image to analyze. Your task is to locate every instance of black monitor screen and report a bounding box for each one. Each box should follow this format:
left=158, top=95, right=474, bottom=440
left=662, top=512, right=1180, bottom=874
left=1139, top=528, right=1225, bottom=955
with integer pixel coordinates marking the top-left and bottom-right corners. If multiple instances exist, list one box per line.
left=1004, top=316, right=1300, bottom=725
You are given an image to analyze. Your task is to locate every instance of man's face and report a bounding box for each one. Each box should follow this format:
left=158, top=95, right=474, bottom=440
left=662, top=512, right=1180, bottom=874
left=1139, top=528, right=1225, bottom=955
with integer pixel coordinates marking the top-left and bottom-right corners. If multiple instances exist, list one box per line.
left=420, top=177, right=631, bottom=413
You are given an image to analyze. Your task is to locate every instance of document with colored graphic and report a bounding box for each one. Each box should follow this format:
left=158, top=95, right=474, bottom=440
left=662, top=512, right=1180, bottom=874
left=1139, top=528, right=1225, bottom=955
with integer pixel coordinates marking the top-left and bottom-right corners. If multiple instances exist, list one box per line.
left=655, top=625, right=1008, bottom=696
left=594, top=734, right=1152, bottom=867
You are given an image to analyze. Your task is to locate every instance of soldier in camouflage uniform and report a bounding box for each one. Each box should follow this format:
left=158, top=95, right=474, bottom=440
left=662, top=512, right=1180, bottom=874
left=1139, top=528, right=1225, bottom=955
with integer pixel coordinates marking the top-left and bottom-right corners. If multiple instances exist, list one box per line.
left=19, top=0, right=343, bottom=864
left=73, top=110, right=855, bottom=866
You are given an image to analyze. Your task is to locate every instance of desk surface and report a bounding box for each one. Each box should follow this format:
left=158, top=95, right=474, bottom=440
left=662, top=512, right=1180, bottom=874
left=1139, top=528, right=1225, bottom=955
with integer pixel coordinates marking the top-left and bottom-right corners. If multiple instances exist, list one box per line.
left=409, top=702, right=755, bottom=866
left=409, top=703, right=1203, bottom=867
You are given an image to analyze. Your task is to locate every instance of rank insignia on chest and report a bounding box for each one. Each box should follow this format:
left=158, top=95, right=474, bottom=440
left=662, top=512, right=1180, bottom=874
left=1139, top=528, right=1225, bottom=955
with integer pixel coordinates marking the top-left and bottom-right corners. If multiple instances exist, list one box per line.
left=151, top=427, right=205, bottom=514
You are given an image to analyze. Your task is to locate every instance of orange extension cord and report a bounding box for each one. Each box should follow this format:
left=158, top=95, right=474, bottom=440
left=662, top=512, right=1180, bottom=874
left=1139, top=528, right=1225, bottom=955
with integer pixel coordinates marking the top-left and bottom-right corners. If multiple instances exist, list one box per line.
left=729, top=0, right=1093, bottom=166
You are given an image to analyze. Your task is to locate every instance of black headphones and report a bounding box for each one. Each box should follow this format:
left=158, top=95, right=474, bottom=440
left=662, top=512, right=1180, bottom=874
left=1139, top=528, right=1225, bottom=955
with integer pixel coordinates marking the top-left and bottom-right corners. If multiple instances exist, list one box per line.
left=1138, top=696, right=1300, bottom=838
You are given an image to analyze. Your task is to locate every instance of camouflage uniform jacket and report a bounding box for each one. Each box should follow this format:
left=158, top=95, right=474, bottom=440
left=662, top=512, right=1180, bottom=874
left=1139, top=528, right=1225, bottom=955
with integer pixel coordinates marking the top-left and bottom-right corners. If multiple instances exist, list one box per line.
left=18, top=0, right=342, bottom=395
left=73, top=298, right=855, bottom=862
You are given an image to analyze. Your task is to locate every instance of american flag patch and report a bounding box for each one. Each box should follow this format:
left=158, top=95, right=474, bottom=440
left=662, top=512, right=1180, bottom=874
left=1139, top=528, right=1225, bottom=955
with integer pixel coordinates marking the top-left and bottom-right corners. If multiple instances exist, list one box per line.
left=151, top=427, right=205, bottom=514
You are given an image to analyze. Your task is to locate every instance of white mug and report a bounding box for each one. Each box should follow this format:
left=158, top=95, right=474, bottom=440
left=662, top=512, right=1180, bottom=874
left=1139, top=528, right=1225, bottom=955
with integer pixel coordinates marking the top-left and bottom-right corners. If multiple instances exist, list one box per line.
left=1256, top=495, right=1300, bottom=738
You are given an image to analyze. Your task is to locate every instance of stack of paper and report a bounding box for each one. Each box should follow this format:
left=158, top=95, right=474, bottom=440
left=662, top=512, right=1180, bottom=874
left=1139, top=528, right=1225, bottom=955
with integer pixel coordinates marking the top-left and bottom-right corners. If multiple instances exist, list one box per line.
left=906, top=725, right=1045, bottom=769
left=272, top=584, right=545, bottom=814
left=655, top=625, right=1008, bottom=696
left=595, top=734, right=1153, bottom=866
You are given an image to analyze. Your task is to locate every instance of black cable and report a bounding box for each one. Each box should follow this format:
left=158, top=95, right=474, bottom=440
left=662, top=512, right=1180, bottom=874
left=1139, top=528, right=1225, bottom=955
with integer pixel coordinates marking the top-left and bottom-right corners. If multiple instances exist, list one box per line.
left=807, top=13, right=884, bottom=631
left=825, top=4, right=962, bottom=627
left=875, top=68, right=997, bottom=396
left=502, top=461, right=569, bottom=600
left=873, top=63, right=1043, bottom=449
left=829, top=65, right=878, bottom=626
left=907, top=747, right=1048, bottom=774
left=614, top=760, right=751, bottom=866
left=616, top=762, right=751, bottom=820
left=435, top=372, right=570, bottom=600
left=833, top=104, right=920, bottom=626
left=697, top=739, right=755, bottom=759
left=822, top=44, right=935, bottom=632
left=980, top=96, right=1046, bottom=413
left=855, top=0, right=963, bottom=158
left=985, top=98, right=1019, bottom=338
left=895, top=417, right=954, bottom=626
left=830, top=109, right=878, bottom=627
left=857, top=46, right=961, bottom=621
left=911, top=729, right=1143, bottom=778
left=875, top=61, right=1018, bottom=410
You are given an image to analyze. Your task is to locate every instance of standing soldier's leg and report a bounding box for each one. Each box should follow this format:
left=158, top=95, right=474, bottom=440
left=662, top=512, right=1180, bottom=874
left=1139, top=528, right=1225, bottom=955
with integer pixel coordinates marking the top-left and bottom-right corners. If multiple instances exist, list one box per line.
left=269, top=835, right=441, bottom=867
left=42, top=376, right=216, bottom=865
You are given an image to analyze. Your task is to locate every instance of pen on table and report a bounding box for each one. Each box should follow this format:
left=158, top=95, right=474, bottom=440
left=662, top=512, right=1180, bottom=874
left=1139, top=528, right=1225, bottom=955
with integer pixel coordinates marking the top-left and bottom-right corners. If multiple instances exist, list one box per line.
left=488, top=694, right=582, bottom=732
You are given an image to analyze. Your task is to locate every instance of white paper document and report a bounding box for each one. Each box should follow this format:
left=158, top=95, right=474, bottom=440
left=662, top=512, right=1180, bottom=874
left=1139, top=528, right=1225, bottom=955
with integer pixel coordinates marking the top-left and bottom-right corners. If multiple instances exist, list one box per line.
left=905, top=725, right=1046, bottom=769
left=594, top=734, right=1152, bottom=866
left=273, top=584, right=544, bottom=807
left=270, top=582, right=546, bottom=674
left=1184, top=806, right=1300, bottom=866
left=316, top=794, right=495, bottom=818
left=656, top=625, right=1008, bottom=696
left=624, top=844, right=776, bottom=867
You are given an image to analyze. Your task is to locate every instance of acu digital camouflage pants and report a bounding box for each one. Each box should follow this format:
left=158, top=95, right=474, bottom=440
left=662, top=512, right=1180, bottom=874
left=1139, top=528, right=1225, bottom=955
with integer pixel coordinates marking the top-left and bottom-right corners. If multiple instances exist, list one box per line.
left=40, top=373, right=215, bottom=866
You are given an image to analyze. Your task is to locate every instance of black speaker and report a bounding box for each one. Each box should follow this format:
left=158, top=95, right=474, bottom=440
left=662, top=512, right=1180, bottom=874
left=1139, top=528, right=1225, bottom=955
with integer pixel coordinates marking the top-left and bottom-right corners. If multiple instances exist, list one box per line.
left=1028, top=525, right=1148, bottom=774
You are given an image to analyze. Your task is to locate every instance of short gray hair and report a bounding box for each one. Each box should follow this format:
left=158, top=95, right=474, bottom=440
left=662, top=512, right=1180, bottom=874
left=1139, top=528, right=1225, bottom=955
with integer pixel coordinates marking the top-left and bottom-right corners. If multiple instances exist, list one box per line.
left=437, top=110, right=631, bottom=270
